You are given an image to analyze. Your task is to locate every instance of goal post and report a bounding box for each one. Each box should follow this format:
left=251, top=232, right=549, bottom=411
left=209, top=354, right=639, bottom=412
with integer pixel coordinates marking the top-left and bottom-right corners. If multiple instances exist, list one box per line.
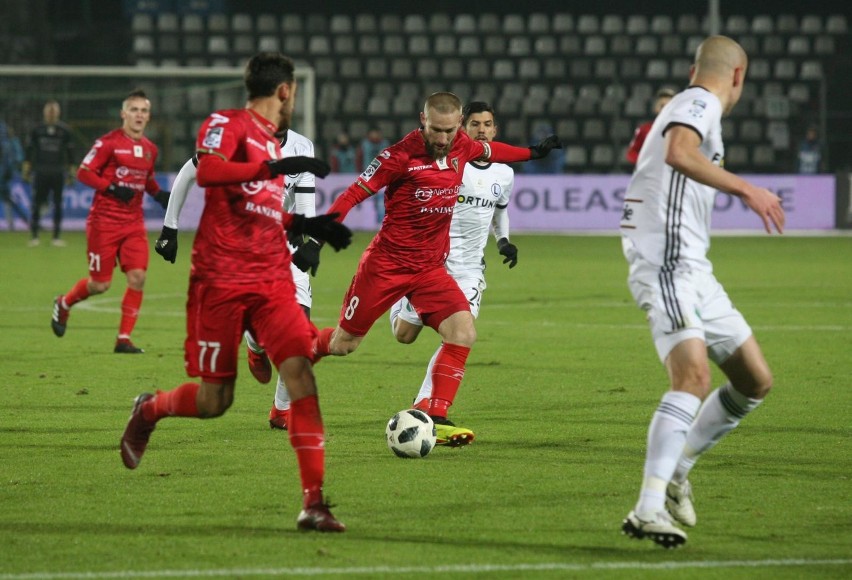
left=0, top=64, right=316, bottom=171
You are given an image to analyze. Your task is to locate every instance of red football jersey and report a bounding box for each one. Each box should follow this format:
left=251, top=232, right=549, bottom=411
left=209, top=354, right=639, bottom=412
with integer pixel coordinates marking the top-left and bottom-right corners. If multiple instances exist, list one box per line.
left=626, top=120, right=653, bottom=165
left=191, top=109, right=290, bottom=284
left=79, top=128, right=159, bottom=222
left=358, top=129, right=486, bottom=268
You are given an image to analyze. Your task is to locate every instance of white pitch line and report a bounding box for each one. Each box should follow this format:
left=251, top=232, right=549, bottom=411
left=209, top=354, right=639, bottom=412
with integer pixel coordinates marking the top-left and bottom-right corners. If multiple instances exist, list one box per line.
left=1, top=559, right=850, bottom=579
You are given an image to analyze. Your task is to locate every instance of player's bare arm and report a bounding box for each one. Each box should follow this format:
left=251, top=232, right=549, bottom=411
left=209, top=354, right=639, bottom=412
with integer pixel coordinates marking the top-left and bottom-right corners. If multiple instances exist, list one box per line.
left=665, top=125, right=784, bottom=234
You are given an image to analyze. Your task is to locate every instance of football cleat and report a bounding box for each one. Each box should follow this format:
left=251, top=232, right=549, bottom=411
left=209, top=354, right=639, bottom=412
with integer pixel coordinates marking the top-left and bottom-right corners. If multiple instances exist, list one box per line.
left=115, top=339, right=145, bottom=354
left=666, top=479, right=697, bottom=527
left=51, top=238, right=67, bottom=247
left=268, top=406, right=289, bottom=430
left=247, top=346, right=272, bottom=384
left=120, top=393, right=157, bottom=469
left=622, top=510, right=687, bottom=549
left=431, top=416, right=475, bottom=447
left=297, top=500, right=346, bottom=532
left=51, top=295, right=69, bottom=337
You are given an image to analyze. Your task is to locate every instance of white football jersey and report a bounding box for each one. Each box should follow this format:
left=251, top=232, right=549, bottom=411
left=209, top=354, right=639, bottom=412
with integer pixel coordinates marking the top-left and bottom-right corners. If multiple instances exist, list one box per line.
left=281, top=129, right=316, bottom=217
left=620, top=87, right=725, bottom=273
left=444, top=161, right=514, bottom=277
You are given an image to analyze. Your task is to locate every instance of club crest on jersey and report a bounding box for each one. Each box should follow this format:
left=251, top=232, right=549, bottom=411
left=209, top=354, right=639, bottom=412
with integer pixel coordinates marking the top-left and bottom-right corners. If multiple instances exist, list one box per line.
left=452, top=158, right=459, bottom=173
left=491, top=183, right=502, bottom=197
left=202, top=127, right=224, bottom=149
left=133, top=145, right=143, bottom=157
left=360, top=158, right=381, bottom=182
left=688, top=99, right=707, bottom=119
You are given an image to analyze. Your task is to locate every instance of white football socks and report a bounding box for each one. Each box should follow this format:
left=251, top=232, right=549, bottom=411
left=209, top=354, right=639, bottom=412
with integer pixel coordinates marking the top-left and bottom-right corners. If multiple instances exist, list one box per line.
left=413, top=346, right=439, bottom=406
left=274, top=375, right=291, bottom=412
left=672, top=382, right=763, bottom=483
left=636, top=390, right=702, bottom=516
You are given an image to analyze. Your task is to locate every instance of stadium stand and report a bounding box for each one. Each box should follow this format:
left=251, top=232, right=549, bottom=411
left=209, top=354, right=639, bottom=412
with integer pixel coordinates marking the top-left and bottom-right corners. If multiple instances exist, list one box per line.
left=3, top=3, right=848, bottom=173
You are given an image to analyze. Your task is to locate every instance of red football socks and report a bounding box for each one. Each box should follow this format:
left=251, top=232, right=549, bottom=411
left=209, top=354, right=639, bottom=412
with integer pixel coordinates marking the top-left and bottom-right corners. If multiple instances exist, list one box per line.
left=429, top=342, right=470, bottom=418
left=312, top=327, right=334, bottom=362
left=142, top=382, right=200, bottom=422
left=288, top=394, right=326, bottom=507
left=117, top=288, right=143, bottom=339
left=63, top=278, right=91, bottom=308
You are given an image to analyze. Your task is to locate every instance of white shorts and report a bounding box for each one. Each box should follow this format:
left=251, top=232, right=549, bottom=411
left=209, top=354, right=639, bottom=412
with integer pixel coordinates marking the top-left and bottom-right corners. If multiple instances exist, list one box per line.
left=626, top=257, right=751, bottom=365
left=397, top=274, right=485, bottom=326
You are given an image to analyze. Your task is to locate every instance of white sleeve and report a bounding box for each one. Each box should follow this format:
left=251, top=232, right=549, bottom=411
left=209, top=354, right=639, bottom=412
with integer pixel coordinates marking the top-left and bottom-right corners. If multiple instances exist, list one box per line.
left=491, top=169, right=514, bottom=241
left=164, top=157, right=197, bottom=229
left=491, top=206, right=510, bottom=241
left=293, top=140, right=316, bottom=218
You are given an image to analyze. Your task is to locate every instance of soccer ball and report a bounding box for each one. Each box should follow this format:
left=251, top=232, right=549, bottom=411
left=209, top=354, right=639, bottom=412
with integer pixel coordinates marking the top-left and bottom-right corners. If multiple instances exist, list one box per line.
left=385, top=409, right=436, bottom=458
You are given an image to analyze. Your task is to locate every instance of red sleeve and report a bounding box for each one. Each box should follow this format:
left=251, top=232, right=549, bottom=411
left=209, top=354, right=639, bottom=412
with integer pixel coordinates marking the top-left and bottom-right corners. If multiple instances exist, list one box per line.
left=626, top=123, right=649, bottom=165
left=196, top=154, right=272, bottom=186
left=77, top=166, right=111, bottom=190
left=145, top=175, right=161, bottom=195
left=327, top=181, right=374, bottom=222
left=487, top=141, right=533, bottom=164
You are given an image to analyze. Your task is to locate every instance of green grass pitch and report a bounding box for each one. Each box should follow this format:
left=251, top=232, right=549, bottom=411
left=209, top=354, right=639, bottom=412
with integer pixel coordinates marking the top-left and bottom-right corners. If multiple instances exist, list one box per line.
left=0, top=230, right=850, bottom=579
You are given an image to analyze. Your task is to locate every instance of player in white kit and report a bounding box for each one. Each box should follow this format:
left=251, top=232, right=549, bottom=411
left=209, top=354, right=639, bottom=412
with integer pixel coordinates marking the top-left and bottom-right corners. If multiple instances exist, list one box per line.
left=389, top=101, right=518, bottom=444
left=155, top=129, right=321, bottom=430
left=618, top=36, right=785, bottom=548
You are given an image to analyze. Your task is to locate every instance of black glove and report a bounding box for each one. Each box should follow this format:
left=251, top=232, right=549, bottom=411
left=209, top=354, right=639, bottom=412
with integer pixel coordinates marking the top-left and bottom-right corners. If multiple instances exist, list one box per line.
left=286, top=228, right=305, bottom=248
left=267, top=157, right=331, bottom=178
left=106, top=183, right=136, bottom=203
left=497, top=237, right=518, bottom=269
left=292, top=239, right=322, bottom=276
left=155, top=226, right=178, bottom=264
left=289, top=213, right=352, bottom=251
left=153, top=190, right=171, bottom=210
left=529, top=135, right=563, bottom=160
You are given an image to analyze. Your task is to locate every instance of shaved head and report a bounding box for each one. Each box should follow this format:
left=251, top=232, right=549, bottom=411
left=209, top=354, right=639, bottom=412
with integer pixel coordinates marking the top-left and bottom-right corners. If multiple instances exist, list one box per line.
left=694, top=36, right=747, bottom=78
left=690, top=35, right=749, bottom=115
left=423, top=92, right=462, bottom=116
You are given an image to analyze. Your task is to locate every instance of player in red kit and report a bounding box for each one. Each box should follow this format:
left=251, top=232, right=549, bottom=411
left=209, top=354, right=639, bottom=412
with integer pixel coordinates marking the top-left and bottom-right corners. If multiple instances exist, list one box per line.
left=120, top=53, right=352, bottom=532
left=313, top=92, right=561, bottom=446
left=51, top=89, right=169, bottom=353
left=625, top=88, right=675, bottom=167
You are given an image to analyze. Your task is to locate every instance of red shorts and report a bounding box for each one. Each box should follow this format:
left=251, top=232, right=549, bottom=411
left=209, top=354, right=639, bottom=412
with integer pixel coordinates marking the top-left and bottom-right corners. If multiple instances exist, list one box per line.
left=339, top=247, right=469, bottom=337
left=185, top=277, right=316, bottom=382
left=86, top=219, right=149, bottom=282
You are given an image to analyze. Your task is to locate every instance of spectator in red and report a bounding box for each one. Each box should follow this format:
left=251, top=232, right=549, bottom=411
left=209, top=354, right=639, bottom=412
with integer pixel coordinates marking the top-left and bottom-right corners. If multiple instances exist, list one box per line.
left=626, top=88, right=675, bottom=167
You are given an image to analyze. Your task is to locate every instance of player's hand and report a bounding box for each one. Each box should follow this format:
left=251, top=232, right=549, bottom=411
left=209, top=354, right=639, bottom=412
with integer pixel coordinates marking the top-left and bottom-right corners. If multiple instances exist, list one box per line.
left=292, top=239, right=322, bottom=276
left=153, top=190, right=171, bottom=210
left=21, top=161, right=31, bottom=182
left=286, top=228, right=305, bottom=248
left=289, top=213, right=352, bottom=251
left=155, top=226, right=178, bottom=263
left=497, top=237, right=518, bottom=268
left=744, top=185, right=785, bottom=234
left=106, top=183, right=136, bottom=203
left=529, top=135, right=563, bottom=160
left=267, top=157, right=331, bottom=178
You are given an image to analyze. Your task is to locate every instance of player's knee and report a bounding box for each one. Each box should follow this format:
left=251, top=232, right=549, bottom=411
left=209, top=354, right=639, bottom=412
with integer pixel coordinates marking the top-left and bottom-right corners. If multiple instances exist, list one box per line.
left=89, top=280, right=110, bottom=294
left=394, top=321, right=421, bottom=344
